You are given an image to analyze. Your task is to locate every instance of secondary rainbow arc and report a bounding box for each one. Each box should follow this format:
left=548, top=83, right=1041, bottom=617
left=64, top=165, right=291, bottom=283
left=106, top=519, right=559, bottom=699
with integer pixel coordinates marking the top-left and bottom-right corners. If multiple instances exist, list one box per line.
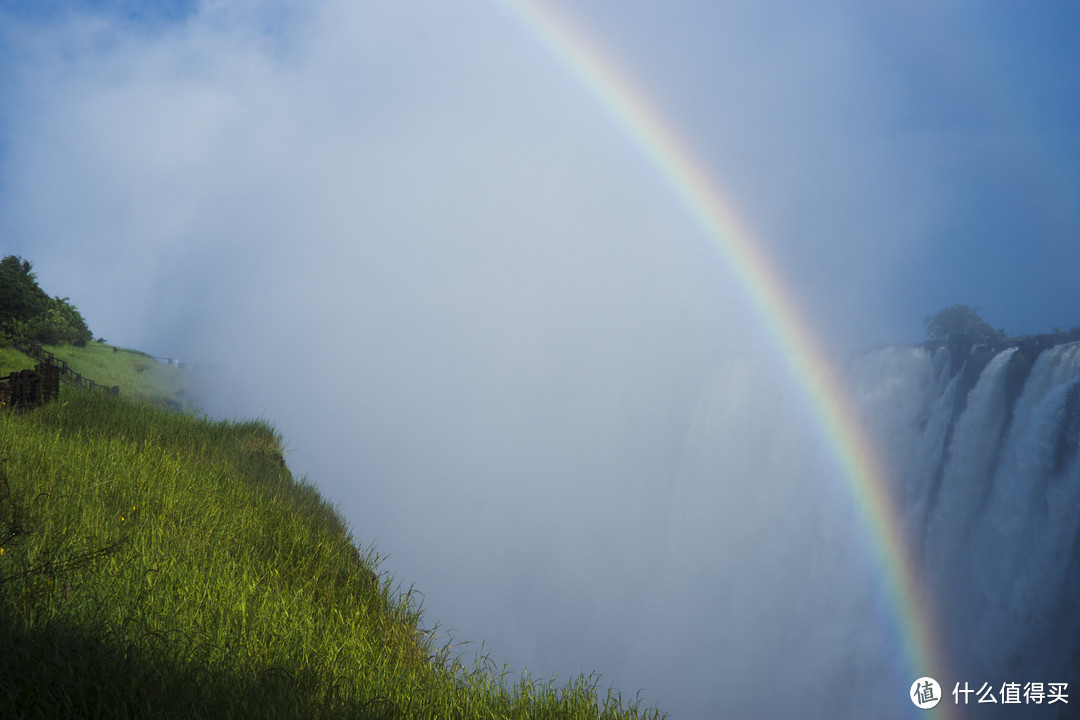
left=498, top=1, right=957, bottom=716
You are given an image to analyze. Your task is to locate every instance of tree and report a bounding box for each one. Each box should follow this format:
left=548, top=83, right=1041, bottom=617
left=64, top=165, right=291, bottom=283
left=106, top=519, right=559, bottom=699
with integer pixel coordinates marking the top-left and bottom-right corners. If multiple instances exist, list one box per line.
left=923, top=305, right=1004, bottom=343
left=0, top=255, right=49, bottom=333
left=0, top=255, right=93, bottom=345
left=30, top=296, right=93, bottom=347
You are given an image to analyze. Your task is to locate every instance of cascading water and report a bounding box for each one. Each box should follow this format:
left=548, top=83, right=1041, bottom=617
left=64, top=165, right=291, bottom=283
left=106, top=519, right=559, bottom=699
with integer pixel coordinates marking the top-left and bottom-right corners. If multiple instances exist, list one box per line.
left=658, top=338, right=1080, bottom=719
left=873, top=339, right=1080, bottom=718
left=939, top=341, right=1080, bottom=715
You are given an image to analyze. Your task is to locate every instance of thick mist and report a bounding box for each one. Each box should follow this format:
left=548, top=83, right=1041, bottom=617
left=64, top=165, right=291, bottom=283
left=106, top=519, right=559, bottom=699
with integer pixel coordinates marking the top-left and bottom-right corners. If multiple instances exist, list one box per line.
left=3, top=1, right=1080, bottom=718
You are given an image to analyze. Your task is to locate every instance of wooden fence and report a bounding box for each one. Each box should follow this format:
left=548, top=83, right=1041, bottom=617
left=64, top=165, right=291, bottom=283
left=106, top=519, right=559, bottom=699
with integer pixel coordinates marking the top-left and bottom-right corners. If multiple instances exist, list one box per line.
left=7, top=337, right=119, bottom=399
left=0, top=364, right=61, bottom=410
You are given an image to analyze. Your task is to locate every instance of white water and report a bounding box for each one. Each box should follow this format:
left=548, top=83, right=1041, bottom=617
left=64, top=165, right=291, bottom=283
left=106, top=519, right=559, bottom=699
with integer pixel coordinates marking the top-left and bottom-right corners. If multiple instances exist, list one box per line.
left=660, top=341, right=1080, bottom=718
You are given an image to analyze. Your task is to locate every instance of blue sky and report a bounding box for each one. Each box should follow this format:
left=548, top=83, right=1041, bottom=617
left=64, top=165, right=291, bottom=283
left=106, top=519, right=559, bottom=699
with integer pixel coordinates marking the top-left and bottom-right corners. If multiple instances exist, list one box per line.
left=1, top=1, right=1078, bottom=717
left=1, top=0, right=1077, bottom=348
left=587, top=0, right=1080, bottom=339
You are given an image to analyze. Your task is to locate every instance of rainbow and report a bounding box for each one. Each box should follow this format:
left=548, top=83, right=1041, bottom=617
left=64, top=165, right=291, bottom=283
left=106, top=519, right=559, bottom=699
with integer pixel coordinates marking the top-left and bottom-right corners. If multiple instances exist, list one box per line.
left=497, top=0, right=956, bottom=716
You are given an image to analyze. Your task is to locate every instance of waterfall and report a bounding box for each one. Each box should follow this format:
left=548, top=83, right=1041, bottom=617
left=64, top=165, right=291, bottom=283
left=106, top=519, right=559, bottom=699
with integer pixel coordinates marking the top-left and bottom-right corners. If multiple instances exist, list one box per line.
left=661, top=339, right=1080, bottom=719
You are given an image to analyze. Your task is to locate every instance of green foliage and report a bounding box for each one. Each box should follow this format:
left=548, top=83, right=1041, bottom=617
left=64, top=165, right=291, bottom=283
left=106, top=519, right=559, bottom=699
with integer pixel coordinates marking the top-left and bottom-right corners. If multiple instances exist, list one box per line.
left=0, top=386, right=666, bottom=720
left=0, top=255, right=93, bottom=346
left=0, top=255, right=49, bottom=333
left=923, top=304, right=1004, bottom=343
left=28, top=295, right=94, bottom=346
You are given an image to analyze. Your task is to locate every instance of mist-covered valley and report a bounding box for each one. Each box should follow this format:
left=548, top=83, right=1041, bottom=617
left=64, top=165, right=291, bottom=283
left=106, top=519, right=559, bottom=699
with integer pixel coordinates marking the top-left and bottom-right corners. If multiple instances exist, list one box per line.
left=3, top=1, right=1080, bottom=717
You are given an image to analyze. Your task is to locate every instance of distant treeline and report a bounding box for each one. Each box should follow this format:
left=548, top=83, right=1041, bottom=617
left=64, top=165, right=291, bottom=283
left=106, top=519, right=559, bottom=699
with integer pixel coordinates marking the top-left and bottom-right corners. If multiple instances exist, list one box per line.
left=922, top=304, right=1080, bottom=345
left=0, top=255, right=92, bottom=346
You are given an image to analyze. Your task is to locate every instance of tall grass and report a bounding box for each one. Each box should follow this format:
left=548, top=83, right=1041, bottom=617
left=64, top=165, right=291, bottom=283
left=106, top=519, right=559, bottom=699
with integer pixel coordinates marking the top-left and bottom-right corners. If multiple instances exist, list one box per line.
left=0, top=383, right=665, bottom=719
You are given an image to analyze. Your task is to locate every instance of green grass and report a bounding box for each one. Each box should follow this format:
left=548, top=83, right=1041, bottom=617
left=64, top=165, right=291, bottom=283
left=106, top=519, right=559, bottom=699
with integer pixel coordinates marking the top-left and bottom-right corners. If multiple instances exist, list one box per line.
left=0, top=346, right=39, bottom=376
left=0, top=358, right=664, bottom=718
left=24, top=341, right=196, bottom=410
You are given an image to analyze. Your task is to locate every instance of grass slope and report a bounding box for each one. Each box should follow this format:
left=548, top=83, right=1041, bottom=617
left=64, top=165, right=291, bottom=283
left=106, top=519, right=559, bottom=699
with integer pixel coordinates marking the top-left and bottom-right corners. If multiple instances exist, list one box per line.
left=32, top=341, right=196, bottom=409
left=0, top=345, right=664, bottom=719
left=0, top=347, right=38, bottom=376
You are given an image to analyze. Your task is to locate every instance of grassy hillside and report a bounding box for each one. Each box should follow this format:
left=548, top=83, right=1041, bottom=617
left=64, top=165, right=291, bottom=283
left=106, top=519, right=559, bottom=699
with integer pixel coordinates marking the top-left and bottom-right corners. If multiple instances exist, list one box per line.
left=28, top=340, right=196, bottom=409
left=0, top=346, right=664, bottom=719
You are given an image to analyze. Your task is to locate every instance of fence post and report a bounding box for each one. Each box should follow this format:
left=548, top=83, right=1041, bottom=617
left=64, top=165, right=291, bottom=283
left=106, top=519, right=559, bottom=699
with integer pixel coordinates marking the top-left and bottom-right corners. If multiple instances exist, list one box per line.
left=13, top=369, right=39, bottom=407
left=37, top=364, right=60, bottom=403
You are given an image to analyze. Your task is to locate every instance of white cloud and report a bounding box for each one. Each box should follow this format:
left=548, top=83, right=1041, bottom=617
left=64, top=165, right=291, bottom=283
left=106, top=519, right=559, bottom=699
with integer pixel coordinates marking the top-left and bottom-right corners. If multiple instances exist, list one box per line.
left=2, top=1, right=1078, bottom=717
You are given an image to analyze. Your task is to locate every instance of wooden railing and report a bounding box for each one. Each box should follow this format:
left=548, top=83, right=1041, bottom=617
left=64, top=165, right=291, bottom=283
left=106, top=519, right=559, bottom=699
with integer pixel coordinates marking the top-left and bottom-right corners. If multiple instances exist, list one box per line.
left=8, top=338, right=119, bottom=397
